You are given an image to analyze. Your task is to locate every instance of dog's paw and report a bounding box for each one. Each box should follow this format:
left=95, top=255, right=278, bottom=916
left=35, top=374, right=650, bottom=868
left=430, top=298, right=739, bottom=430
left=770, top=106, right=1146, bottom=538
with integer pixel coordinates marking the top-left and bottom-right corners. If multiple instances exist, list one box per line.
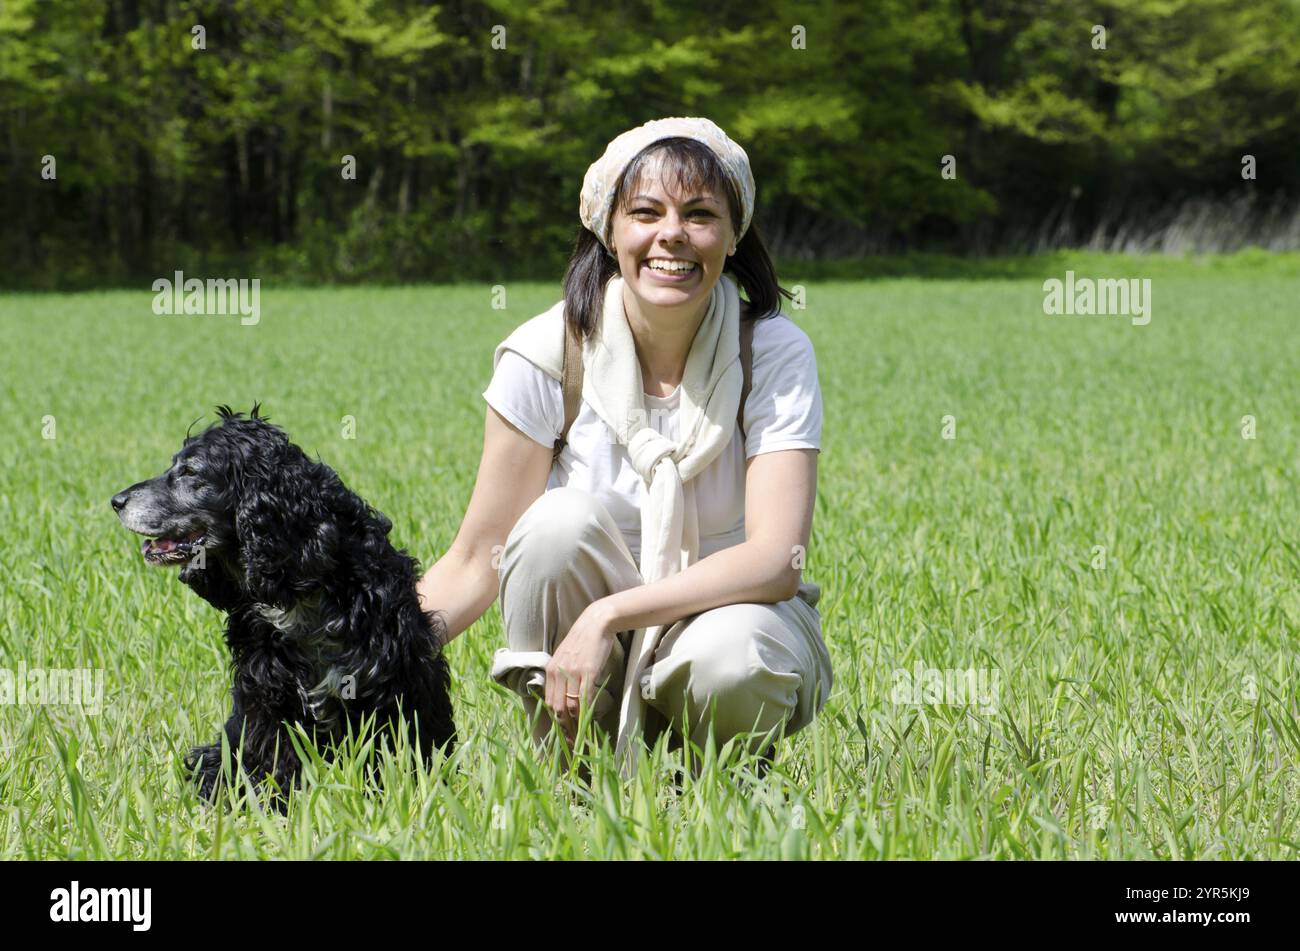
left=184, top=743, right=226, bottom=802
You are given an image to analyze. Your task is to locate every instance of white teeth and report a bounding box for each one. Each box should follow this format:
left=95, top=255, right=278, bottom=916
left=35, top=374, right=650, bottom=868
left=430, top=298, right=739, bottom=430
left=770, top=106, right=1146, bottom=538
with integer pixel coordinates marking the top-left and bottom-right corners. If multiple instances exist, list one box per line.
left=645, top=260, right=697, bottom=272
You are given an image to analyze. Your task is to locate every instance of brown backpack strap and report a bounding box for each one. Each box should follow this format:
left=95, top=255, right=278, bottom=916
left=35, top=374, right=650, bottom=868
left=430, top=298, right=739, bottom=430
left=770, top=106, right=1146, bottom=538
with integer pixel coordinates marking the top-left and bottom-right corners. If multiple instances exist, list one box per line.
left=737, top=314, right=755, bottom=442
left=554, top=322, right=583, bottom=463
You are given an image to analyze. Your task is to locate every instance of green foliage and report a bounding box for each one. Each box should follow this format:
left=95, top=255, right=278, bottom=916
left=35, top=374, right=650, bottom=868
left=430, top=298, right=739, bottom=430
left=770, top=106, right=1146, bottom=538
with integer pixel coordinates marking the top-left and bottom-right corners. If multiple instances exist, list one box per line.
left=0, top=0, right=1297, bottom=287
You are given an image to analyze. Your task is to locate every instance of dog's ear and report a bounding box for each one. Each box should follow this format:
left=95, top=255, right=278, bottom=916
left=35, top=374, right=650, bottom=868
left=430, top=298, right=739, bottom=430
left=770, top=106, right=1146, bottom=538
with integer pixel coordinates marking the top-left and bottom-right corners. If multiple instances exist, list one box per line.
left=234, top=446, right=342, bottom=605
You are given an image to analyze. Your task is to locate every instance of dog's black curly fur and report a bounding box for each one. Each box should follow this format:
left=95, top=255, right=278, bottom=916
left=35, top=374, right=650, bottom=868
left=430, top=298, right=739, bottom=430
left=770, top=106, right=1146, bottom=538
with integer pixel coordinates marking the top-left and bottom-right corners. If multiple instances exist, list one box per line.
left=111, top=404, right=455, bottom=806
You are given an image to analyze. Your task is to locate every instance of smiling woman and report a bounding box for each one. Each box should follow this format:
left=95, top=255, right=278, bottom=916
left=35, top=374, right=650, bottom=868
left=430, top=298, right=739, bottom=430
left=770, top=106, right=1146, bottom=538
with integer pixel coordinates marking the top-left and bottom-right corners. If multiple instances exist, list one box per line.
left=419, top=117, right=832, bottom=781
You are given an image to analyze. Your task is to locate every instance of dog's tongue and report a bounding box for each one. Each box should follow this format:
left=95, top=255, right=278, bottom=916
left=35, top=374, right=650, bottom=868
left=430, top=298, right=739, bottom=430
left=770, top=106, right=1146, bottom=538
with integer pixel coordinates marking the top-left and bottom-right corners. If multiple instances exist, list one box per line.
left=142, top=538, right=178, bottom=554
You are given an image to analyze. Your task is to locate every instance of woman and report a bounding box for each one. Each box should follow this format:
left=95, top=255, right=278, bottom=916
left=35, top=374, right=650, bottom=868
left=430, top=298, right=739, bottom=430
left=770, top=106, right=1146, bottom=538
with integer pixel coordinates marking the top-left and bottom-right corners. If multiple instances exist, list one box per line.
left=417, top=117, right=833, bottom=778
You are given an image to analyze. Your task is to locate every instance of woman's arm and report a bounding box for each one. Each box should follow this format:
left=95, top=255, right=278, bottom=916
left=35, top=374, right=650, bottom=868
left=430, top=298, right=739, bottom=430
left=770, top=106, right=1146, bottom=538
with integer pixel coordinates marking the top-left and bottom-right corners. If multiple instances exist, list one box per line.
left=416, top=405, right=554, bottom=643
left=589, top=447, right=817, bottom=634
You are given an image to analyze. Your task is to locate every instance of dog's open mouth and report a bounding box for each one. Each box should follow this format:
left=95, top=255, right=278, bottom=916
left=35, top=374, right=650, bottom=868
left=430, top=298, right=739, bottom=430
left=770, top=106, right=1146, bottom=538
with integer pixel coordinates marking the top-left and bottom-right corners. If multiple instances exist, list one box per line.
left=141, top=530, right=207, bottom=566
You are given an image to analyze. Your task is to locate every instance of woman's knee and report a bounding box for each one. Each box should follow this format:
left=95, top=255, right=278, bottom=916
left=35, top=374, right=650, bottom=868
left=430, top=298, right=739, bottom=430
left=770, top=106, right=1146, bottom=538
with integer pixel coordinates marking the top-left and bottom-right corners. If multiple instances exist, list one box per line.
left=662, top=612, right=804, bottom=742
left=502, top=486, right=607, bottom=574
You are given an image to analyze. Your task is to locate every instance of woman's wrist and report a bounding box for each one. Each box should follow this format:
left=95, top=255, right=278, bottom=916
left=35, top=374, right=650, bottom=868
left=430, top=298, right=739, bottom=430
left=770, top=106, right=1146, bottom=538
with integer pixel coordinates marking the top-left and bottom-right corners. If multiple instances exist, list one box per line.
left=586, top=595, right=624, bottom=638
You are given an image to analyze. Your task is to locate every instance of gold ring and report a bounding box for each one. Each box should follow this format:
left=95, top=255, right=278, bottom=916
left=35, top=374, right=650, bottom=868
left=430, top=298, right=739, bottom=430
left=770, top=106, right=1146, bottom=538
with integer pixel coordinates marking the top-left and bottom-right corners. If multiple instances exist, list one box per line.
left=565, top=692, right=581, bottom=699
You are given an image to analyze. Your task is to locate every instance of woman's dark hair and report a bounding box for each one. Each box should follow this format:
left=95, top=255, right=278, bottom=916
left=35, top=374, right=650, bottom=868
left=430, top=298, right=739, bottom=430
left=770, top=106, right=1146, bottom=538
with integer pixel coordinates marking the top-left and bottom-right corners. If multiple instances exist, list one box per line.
left=561, top=136, right=791, bottom=342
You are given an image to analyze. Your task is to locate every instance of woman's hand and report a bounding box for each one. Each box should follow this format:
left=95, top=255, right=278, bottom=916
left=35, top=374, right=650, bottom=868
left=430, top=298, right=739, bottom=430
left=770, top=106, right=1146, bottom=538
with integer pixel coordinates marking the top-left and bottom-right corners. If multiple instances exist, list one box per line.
left=545, top=601, right=619, bottom=742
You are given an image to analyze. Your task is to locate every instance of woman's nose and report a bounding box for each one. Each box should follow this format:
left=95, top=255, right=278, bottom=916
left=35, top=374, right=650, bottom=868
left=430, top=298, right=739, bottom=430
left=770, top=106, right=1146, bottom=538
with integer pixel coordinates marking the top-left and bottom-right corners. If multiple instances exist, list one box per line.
left=658, top=209, right=689, bottom=234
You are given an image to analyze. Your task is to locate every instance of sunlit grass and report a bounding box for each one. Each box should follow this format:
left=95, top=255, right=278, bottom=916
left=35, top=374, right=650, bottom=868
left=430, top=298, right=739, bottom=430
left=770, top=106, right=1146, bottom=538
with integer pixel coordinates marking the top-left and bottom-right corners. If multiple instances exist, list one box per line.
left=2, top=251, right=1298, bottom=858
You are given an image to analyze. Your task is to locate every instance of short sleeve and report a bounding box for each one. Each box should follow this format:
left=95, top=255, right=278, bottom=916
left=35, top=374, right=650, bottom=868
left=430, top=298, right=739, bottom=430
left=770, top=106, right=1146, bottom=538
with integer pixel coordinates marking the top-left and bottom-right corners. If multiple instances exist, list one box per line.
left=482, top=349, right=564, bottom=449
left=743, top=317, right=823, bottom=459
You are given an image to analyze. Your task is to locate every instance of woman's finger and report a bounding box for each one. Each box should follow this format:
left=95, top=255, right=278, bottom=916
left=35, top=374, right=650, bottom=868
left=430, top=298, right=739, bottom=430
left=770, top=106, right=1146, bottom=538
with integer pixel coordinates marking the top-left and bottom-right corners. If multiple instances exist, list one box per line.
left=552, top=666, right=572, bottom=730
left=545, top=662, right=562, bottom=722
left=549, top=662, right=573, bottom=733
left=564, top=668, right=585, bottom=724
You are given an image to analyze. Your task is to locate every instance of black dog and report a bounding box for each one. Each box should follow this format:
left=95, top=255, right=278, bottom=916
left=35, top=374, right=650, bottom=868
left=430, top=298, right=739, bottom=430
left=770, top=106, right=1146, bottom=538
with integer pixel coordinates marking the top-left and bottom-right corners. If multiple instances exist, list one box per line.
left=111, top=405, right=455, bottom=805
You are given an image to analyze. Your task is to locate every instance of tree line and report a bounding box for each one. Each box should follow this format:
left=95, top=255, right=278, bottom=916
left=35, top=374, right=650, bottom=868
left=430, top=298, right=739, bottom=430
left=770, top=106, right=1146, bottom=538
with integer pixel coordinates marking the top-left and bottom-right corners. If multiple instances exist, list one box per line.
left=1, top=0, right=1297, bottom=288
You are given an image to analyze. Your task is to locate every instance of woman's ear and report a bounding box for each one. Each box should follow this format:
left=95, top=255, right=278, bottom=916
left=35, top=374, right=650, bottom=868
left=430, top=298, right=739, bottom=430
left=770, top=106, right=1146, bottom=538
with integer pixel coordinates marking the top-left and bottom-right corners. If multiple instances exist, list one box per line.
left=235, top=449, right=341, bottom=605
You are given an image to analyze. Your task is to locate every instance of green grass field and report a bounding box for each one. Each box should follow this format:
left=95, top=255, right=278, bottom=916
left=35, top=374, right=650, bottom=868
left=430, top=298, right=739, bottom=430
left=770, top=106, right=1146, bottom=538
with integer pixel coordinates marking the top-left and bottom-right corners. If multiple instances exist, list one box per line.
left=2, top=251, right=1298, bottom=859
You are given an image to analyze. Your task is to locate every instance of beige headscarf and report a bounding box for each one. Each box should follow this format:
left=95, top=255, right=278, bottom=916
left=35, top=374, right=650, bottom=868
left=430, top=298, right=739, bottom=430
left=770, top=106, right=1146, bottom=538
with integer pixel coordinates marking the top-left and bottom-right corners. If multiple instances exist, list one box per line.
left=579, top=116, right=757, bottom=251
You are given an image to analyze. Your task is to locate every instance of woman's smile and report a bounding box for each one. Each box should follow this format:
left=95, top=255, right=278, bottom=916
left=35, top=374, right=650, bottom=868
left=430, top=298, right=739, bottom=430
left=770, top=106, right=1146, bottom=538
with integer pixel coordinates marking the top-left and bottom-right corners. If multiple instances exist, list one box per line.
left=641, top=258, right=700, bottom=283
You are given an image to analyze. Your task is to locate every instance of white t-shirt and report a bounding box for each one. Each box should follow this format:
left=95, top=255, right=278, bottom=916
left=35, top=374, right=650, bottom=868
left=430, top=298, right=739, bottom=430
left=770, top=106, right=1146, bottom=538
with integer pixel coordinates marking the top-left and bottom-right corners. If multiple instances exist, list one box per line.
left=482, top=311, right=822, bottom=564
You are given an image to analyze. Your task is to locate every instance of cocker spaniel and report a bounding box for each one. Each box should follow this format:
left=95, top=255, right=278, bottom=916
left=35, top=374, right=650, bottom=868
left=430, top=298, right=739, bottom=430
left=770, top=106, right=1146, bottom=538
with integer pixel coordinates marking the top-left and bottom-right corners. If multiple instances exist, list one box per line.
left=111, top=404, right=456, bottom=805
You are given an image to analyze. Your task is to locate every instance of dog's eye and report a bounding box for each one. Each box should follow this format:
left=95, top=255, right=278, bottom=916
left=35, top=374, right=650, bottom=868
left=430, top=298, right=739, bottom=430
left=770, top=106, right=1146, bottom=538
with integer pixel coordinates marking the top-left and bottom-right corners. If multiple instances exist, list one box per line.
left=177, top=464, right=197, bottom=478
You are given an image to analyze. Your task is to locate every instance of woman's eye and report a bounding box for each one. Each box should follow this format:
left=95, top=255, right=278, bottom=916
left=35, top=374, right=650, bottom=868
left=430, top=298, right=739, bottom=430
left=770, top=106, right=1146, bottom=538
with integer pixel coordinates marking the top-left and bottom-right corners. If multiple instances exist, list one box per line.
left=633, top=208, right=711, bottom=217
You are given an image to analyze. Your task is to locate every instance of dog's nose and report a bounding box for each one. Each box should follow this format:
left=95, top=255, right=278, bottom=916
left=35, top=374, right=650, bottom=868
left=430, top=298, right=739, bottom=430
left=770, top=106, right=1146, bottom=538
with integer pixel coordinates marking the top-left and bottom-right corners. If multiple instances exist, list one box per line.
left=111, top=491, right=130, bottom=512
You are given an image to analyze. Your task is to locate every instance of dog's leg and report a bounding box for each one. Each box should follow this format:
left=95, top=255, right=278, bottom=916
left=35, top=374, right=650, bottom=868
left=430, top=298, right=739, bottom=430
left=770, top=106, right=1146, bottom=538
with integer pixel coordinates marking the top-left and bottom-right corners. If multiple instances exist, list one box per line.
left=184, top=699, right=258, bottom=805
left=189, top=712, right=291, bottom=806
left=230, top=697, right=307, bottom=808
left=185, top=735, right=299, bottom=811
left=185, top=695, right=274, bottom=806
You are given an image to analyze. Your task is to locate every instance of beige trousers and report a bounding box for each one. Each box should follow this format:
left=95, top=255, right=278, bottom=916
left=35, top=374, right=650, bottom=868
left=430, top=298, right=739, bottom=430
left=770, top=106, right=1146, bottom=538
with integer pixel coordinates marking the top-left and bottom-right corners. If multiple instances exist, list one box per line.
left=489, top=486, right=834, bottom=760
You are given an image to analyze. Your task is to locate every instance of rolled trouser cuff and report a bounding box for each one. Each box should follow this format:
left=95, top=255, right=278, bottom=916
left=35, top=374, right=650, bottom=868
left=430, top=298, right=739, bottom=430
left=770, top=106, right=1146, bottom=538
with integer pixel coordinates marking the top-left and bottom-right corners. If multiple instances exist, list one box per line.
left=490, top=647, right=621, bottom=725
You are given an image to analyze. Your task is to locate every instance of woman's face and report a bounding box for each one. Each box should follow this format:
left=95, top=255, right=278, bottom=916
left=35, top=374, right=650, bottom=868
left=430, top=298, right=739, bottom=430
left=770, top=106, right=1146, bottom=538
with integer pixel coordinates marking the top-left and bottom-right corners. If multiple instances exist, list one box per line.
left=609, top=154, right=736, bottom=314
